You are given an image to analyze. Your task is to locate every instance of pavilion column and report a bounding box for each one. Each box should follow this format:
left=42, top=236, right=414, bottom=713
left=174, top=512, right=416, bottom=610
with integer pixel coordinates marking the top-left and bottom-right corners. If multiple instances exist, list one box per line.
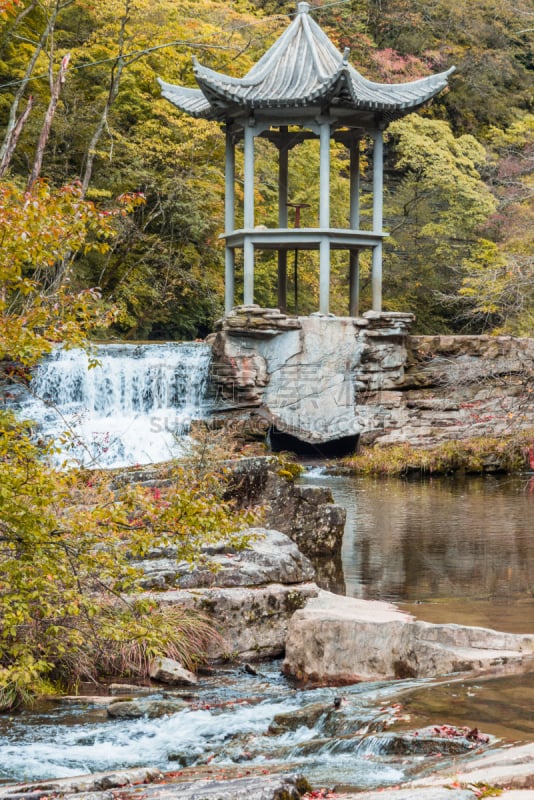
left=349, top=137, right=360, bottom=317
left=372, top=129, right=383, bottom=313
left=224, top=129, right=235, bottom=314
left=277, top=128, right=288, bottom=312
left=243, top=122, right=255, bottom=305
left=319, top=120, right=331, bottom=315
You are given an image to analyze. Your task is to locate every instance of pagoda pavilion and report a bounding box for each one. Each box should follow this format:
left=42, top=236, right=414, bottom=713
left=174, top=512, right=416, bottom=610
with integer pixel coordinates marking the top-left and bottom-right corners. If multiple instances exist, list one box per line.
left=158, top=1, right=454, bottom=316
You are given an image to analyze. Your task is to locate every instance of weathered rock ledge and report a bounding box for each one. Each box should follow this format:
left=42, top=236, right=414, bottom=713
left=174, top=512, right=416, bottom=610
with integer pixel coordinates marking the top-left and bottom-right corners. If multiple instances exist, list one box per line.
left=139, top=528, right=318, bottom=661
left=0, top=769, right=310, bottom=800
left=210, top=307, right=414, bottom=450
left=283, top=590, right=534, bottom=684
left=227, top=456, right=346, bottom=558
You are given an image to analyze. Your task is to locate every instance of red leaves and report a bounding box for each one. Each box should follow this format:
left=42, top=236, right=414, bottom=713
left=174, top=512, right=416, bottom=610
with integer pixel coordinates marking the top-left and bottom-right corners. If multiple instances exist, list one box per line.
left=0, top=0, right=22, bottom=16
left=431, top=724, right=490, bottom=744
left=372, top=47, right=429, bottom=81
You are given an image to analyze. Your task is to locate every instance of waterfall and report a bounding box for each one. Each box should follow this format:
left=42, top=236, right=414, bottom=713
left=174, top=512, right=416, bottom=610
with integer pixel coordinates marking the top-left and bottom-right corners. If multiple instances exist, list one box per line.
left=19, top=343, right=212, bottom=468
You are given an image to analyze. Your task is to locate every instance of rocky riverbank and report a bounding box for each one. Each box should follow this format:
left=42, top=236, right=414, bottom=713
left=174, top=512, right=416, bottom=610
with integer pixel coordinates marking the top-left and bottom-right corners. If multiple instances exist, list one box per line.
left=3, top=462, right=534, bottom=798
left=3, top=718, right=534, bottom=799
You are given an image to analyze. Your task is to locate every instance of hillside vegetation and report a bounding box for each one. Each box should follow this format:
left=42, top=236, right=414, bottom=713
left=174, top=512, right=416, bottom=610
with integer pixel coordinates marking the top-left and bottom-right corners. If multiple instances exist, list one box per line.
left=0, top=0, right=533, bottom=338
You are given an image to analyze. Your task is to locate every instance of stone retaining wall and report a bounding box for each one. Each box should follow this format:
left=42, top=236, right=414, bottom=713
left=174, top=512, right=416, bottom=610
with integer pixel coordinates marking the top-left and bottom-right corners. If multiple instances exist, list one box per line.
left=371, top=334, right=534, bottom=447
left=209, top=307, right=534, bottom=449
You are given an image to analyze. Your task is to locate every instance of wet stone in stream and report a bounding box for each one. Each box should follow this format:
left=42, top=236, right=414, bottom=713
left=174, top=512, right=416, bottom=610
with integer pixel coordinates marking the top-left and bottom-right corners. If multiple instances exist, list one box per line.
left=0, top=665, right=494, bottom=792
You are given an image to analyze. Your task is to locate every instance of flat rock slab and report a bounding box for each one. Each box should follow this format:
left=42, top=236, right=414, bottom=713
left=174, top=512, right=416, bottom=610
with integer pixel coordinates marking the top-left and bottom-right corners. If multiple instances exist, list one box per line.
left=135, top=773, right=308, bottom=800
left=0, top=772, right=308, bottom=800
left=0, top=768, right=163, bottom=799
left=283, top=591, right=534, bottom=683
left=334, top=790, right=475, bottom=800
left=410, top=742, right=534, bottom=790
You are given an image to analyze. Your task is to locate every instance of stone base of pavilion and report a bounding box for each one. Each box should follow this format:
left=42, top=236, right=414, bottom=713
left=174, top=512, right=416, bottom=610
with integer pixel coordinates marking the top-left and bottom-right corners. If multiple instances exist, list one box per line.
left=209, top=305, right=414, bottom=453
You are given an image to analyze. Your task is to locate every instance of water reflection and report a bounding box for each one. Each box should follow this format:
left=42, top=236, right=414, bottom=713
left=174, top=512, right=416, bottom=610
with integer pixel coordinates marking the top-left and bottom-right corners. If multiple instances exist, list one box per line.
left=309, top=474, right=534, bottom=633
left=403, top=672, right=534, bottom=741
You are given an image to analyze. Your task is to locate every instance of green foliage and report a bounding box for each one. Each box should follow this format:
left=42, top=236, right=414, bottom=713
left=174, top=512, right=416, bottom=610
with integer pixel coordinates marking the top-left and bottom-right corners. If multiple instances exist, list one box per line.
left=384, top=115, right=496, bottom=331
left=0, top=408, right=256, bottom=708
left=0, top=179, right=134, bottom=363
left=459, top=114, right=534, bottom=334
left=0, top=175, right=255, bottom=710
left=342, top=431, right=534, bottom=476
left=1, top=0, right=532, bottom=334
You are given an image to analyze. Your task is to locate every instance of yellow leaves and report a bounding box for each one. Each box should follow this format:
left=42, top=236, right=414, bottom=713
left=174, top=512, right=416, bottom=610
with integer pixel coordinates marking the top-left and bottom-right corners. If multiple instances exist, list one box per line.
left=488, top=114, right=534, bottom=150
left=0, top=179, right=142, bottom=364
left=0, top=407, right=255, bottom=704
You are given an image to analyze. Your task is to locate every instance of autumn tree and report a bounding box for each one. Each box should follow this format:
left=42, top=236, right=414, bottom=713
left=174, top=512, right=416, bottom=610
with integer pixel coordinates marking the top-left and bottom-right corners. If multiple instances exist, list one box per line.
left=459, top=113, right=534, bottom=333
left=0, top=179, right=255, bottom=709
left=366, top=0, right=533, bottom=133
left=383, top=115, right=496, bottom=331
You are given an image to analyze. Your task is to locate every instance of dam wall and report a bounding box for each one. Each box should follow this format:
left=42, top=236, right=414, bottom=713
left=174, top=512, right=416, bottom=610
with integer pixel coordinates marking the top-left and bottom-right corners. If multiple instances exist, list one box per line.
left=209, top=306, right=534, bottom=452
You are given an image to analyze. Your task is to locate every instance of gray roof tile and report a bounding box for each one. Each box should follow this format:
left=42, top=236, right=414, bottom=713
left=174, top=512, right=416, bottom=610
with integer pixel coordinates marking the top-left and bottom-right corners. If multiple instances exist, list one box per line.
left=159, top=1, right=454, bottom=123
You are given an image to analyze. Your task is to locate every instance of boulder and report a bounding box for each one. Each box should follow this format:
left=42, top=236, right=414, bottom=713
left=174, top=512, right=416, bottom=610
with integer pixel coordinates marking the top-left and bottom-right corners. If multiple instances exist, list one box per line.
left=281, top=486, right=345, bottom=557
left=147, top=582, right=319, bottom=661
left=228, top=460, right=346, bottom=559
left=135, top=529, right=316, bottom=590
left=268, top=701, right=330, bottom=734
left=149, top=657, right=197, bottom=686
left=283, top=590, right=534, bottom=684
left=106, top=698, right=189, bottom=719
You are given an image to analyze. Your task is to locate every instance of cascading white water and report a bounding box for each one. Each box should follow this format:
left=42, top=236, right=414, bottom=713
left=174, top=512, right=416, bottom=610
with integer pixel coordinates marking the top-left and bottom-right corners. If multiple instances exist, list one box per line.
left=20, top=343, right=212, bottom=468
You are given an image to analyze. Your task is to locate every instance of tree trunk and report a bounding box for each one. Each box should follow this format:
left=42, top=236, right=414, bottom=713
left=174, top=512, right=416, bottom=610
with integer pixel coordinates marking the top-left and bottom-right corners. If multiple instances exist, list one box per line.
left=0, top=3, right=55, bottom=169
left=27, top=52, right=70, bottom=189
left=81, top=0, right=132, bottom=196
left=0, top=95, right=33, bottom=179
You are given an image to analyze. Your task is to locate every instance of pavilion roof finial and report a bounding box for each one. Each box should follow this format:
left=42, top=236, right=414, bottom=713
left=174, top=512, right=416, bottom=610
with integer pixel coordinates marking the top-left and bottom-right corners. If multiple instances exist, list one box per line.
left=297, top=1, right=311, bottom=12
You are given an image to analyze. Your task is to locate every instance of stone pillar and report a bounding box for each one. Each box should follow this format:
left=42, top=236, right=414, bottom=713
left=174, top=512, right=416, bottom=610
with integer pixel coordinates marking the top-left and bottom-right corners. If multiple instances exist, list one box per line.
left=319, top=120, right=330, bottom=315
left=278, top=129, right=288, bottom=312
left=243, top=122, right=255, bottom=305
left=372, top=129, right=383, bottom=313
left=225, top=129, right=235, bottom=313
left=349, top=137, right=360, bottom=317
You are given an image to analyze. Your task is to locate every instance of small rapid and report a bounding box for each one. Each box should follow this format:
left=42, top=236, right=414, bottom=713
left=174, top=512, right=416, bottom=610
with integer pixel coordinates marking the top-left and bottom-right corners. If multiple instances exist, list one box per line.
left=18, top=343, right=212, bottom=468
left=0, top=666, right=410, bottom=789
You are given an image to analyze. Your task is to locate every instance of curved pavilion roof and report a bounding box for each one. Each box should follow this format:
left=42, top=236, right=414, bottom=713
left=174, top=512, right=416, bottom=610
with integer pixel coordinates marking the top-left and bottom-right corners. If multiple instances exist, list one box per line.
left=158, top=1, right=454, bottom=127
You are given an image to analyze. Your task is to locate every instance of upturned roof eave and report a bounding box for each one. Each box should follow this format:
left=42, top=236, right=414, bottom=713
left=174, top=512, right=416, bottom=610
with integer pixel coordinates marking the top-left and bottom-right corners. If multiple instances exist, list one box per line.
left=188, top=65, right=455, bottom=117
left=157, top=77, right=216, bottom=120
left=157, top=2, right=455, bottom=122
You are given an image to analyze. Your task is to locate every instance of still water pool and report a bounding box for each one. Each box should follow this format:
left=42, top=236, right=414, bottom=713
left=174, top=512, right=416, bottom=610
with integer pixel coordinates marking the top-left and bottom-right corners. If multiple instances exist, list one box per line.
left=316, top=472, right=534, bottom=633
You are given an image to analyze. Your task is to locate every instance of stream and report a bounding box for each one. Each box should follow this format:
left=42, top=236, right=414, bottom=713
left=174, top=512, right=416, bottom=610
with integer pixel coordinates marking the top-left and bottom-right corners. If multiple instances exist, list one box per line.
left=1, top=473, right=533, bottom=789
